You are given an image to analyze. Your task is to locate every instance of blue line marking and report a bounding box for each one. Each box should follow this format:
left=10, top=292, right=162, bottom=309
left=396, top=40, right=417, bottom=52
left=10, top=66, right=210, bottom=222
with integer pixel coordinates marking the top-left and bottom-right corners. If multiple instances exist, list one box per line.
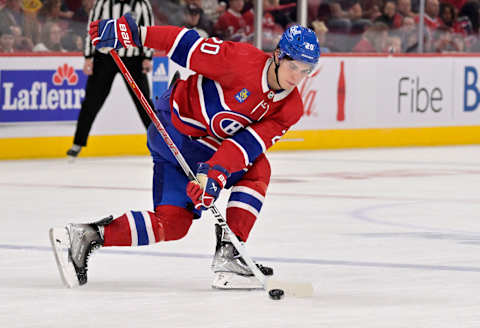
left=2, top=244, right=480, bottom=273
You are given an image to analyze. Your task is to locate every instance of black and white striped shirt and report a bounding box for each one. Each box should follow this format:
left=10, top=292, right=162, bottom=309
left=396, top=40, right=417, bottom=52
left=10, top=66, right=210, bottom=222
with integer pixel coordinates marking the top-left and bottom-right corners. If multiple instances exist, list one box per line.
left=84, top=0, right=154, bottom=59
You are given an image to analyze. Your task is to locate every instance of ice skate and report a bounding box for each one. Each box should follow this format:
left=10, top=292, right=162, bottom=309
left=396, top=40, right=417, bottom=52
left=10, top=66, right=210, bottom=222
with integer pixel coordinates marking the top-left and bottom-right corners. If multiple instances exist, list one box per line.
left=211, top=224, right=273, bottom=290
left=66, top=144, right=82, bottom=160
left=49, top=216, right=113, bottom=288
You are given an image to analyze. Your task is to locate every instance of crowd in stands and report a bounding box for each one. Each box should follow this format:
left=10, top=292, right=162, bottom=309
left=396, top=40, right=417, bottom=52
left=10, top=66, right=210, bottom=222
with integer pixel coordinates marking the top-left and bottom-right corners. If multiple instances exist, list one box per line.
left=2, top=0, right=480, bottom=54
left=0, top=0, right=93, bottom=52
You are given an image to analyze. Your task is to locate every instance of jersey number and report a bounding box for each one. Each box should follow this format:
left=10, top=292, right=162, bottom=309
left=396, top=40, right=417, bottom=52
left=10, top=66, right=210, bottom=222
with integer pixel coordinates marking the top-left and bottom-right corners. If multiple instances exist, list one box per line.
left=200, top=38, right=223, bottom=55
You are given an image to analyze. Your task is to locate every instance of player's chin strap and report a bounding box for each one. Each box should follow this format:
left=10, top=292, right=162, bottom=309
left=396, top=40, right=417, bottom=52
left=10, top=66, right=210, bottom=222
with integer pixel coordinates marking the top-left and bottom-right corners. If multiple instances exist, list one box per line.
left=273, top=54, right=282, bottom=89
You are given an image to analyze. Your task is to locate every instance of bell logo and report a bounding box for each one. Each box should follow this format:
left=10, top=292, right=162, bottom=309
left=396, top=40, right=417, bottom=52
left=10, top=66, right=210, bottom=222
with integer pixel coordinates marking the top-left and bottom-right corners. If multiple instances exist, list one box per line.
left=464, top=66, right=480, bottom=112
left=53, top=64, right=78, bottom=86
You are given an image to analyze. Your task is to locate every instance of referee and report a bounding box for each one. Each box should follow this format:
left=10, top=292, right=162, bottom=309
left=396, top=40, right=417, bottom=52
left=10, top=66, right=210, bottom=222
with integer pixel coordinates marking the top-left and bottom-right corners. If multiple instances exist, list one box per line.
left=67, top=0, right=155, bottom=158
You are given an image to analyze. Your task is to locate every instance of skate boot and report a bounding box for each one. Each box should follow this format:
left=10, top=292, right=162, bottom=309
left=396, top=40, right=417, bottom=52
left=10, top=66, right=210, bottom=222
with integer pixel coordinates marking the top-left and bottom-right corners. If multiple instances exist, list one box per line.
left=211, top=224, right=273, bottom=290
left=49, top=216, right=113, bottom=287
left=66, top=144, right=82, bottom=158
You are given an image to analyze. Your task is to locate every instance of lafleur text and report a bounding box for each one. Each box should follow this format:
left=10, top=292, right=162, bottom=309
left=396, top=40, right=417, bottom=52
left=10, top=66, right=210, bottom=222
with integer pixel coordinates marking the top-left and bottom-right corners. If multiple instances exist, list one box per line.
left=2, top=82, right=85, bottom=111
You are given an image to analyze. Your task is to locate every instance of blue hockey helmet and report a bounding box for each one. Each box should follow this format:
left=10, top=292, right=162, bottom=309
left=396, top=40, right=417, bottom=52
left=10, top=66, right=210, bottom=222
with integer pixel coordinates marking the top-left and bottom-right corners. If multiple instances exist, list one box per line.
left=277, top=24, right=320, bottom=66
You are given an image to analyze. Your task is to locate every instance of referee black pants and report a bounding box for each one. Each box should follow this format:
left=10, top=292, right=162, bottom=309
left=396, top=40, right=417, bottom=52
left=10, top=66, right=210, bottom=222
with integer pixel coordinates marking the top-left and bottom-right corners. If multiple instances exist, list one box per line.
left=73, top=52, right=153, bottom=147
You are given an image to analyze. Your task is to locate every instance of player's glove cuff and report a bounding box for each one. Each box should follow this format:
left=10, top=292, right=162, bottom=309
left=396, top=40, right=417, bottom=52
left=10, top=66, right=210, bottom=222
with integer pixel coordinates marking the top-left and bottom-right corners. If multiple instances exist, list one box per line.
left=186, top=163, right=230, bottom=210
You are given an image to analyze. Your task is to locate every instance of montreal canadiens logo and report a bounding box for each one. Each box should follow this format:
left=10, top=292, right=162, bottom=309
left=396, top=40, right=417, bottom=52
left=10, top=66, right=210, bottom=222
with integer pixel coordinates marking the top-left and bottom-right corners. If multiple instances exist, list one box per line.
left=52, top=63, right=78, bottom=86
left=210, top=111, right=251, bottom=139
left=286, top=25, right=301, bottom=41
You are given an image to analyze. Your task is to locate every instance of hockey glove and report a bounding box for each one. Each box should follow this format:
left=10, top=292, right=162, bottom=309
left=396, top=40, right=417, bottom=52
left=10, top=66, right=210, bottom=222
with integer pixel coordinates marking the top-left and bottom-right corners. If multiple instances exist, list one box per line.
left=89, top=13, right=141, bottom=50
left=186, top=163, right=229, bottom=210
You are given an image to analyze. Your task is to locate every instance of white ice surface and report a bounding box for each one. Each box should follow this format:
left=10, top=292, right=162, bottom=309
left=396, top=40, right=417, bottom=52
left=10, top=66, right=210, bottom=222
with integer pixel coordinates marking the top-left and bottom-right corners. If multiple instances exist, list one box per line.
left=1, top=146, right=480, bottom=327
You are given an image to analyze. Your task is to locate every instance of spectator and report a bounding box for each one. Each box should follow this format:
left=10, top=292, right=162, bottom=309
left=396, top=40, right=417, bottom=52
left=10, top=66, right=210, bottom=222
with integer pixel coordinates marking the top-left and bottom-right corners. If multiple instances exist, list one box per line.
left=264, top=0, right=295, bottom=29
left=3, top=3, right=35, bottom=53
left=316, top=2, right=331, bottom=22
left=431, top=25, right=460, bottom=52
left=375, top=0, right=396, bottom=28
left=37, top=0, right=72, bottom=30
left=399, top=16, right=431, bottom=52
left=399, top=16, right=416, bottom=51
left=329, top=1, right=347, bottom=20
left=439, top=2, right=456, bottom=28
left=308, top=0, right=323, bottom=23
left=323, top=1, right=352, bottom=51
left=452, top=33, right=466, bottom=51
left=459, top=1, right=480, bottom=35
left=243, top=7, right=283, bottom=50
left=214, top=0, right=250, bottom=42
left=442, top=0, right=467, bottom=13
left=36, top=0, right=73, bottom=43
left=0, top=0, right=23, bottom=29
left=397, top=0, right=414, bottom=17
left=347, top=1, right=363, bottom=22
left=311, top=20, right=330, bottom=53
left=22, top=0, right=44, bottom=44
left=360, top=0, right=383, bottom=20
left=341, top=1, right=372, bottom=50
left=439, top=1, right=468, bottom=36
left=386, top=35, right=402, bottom=52
left=393, top=0, right=415, bottom=29
left=0, top=30, right=15, bottom=52
left=466, top=33, right=480, bottom=51
left=0, top=0, right=24, bottom=39
left=150, top=0, right=179, bottom=25
left=325, top=1, right=350, bottom=30
left=14, top=34, right=34, bottom=51
left=414, top=0, right=440, bottom=30
left=348, top=1, right=373, bottom=35
left=33, top=21, right=66, bottom=52
left=61, top=31, right=83, bottom=51
left=169, top=0, right=213, bottom=35
left=202, top=0, right=226, bottom=24
left=326, top=23, right=352, bottom=51
left=72, top=0, right=94, bottom=24
left=71, top=0, right=95, bottom=37
left=352, top=21, right=389, bottom=52
left=184, top=3, right=209, bottom=38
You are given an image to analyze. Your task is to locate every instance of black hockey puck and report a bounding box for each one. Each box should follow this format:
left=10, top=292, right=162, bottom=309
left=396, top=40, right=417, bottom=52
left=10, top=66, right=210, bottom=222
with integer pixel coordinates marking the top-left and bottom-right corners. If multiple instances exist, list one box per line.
left=268, top=289, right=284, bottom=300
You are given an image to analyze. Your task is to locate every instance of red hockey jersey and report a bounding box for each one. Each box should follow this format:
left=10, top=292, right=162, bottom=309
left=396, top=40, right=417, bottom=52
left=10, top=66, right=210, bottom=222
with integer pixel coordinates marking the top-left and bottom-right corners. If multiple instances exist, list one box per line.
left=144, top=26, right=304, bottom=173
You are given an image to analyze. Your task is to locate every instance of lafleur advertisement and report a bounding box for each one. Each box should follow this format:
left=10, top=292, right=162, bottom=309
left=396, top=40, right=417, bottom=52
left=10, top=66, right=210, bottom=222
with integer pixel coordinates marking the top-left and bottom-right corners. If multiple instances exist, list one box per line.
left=0, top=63, right=86, bottom=122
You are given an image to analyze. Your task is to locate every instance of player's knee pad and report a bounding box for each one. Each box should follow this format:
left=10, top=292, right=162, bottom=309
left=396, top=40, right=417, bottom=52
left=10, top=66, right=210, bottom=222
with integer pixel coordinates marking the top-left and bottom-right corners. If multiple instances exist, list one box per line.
left=154, top=205, right=193, bottom=241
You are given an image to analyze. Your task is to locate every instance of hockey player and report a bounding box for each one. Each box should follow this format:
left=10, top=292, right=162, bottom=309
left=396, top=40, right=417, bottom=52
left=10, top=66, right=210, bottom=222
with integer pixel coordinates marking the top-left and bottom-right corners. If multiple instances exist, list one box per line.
left=49, top=13, right=320, bottom=289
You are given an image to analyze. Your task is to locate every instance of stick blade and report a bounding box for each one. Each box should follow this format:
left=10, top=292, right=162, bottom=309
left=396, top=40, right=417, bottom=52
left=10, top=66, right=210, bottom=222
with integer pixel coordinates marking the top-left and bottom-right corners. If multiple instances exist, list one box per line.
left=265, top=278, right=314, bottom=298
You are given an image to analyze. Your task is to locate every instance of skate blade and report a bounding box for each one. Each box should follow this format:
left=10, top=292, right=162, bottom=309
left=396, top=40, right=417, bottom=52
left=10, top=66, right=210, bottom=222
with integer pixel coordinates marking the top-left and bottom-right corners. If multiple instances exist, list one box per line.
left=49, top=227, right=79, bottom=288
left=212, top=272, right=263, bottom=290
left=265, top=278, right=314, bottom=298
left=66, top=156, right=77, bottom=164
